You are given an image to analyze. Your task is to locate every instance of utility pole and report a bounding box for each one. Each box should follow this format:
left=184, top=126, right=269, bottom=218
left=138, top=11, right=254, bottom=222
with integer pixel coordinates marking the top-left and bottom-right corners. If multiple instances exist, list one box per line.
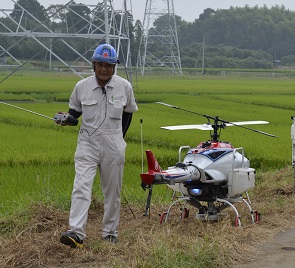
left=201, top=36, right=205, bottom=75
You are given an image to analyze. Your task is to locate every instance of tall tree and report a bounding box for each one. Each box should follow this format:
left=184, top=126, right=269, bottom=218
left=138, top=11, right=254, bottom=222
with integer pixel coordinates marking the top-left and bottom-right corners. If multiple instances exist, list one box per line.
left=10, top=0, right=48, bottom=29
left=65, top=2, right=91, bottom=34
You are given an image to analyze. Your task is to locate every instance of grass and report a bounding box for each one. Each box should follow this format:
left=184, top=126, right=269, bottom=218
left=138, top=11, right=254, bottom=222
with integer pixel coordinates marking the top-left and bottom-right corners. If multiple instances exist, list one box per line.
left=1, top=71, right=295, bottom=267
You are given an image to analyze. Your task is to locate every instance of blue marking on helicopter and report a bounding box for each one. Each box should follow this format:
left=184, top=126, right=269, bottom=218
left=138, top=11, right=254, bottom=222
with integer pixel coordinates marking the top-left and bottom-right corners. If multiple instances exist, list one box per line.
left=198, top=149, right=233, bottom=162
left=166, top=174, right=186, bottom=179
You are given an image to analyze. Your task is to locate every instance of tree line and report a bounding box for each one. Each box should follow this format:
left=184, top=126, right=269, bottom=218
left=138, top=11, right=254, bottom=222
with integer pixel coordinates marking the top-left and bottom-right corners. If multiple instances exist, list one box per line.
left=1, top=0, right=295, bottom=69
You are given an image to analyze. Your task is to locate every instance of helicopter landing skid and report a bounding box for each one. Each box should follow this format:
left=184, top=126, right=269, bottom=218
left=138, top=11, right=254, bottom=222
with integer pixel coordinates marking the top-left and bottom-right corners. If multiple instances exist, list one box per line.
left=159, top=196, right=191, bottom=224
left=216, top=198, right=242, bottom=227
left=159, top=192, right=259, bottom=227
left=196, top=212, right=227, bottom=222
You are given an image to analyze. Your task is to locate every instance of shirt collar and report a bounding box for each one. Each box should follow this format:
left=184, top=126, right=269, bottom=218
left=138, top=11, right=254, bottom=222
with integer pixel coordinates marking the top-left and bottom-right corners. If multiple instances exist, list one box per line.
left=92, top=75, right=114, bottom=90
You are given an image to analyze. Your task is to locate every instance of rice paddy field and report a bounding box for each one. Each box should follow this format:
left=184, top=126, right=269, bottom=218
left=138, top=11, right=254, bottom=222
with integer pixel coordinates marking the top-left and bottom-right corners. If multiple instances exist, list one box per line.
left=1, top=70, right=295, bottom=268
left=0, top=70, right=294, bottom=217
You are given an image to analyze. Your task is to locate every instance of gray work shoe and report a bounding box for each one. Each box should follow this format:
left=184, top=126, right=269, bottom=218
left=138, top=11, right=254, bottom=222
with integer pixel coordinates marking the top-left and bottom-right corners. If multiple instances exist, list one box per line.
left=103, top=235, right=118, bottom=243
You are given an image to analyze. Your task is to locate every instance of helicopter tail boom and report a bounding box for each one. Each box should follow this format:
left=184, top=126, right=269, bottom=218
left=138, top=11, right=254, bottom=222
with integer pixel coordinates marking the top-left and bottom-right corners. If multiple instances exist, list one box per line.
left=140, top=150, right=201, bottom=185
left=140, top=150, right=165, bottom=185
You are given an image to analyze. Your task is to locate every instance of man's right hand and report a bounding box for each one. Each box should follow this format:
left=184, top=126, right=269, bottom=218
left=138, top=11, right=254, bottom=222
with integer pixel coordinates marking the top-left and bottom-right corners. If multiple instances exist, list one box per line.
left=54, top=111, right=69, bottom=126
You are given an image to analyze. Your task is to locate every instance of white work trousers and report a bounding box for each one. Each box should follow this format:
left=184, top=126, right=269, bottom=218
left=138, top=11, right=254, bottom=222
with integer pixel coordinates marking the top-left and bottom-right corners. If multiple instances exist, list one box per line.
left=68, top=129, right=126, bottom=240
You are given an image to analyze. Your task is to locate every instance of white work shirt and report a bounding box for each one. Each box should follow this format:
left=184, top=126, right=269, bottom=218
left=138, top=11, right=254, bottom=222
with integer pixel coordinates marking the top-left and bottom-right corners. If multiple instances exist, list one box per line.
left=69, top=75, right=138, bottom=134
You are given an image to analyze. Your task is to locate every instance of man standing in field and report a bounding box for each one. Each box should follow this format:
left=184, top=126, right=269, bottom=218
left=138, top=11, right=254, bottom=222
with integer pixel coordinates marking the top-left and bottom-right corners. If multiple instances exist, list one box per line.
left=58, top=43, right=138, bottom=247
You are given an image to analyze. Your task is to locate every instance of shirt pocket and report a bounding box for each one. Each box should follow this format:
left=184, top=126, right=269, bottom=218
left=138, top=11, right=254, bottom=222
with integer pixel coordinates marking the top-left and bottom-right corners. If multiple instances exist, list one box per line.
left=81, top=100, right=98, bottom=122
left=109, top=99, right=125, bottom=120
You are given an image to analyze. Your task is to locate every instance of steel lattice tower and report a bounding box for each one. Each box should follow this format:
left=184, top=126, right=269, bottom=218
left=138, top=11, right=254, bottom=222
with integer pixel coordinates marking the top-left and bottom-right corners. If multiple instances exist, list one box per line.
left=0, top=0, right=133, bottom=82
left=137, top=0, right=182, bottom=75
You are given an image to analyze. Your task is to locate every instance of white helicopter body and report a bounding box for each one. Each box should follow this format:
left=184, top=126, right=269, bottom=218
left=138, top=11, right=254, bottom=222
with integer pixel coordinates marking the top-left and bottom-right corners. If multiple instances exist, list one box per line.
left=140, top=103, right=276, bottom=226
left=141, top=141, right=255, bottom=210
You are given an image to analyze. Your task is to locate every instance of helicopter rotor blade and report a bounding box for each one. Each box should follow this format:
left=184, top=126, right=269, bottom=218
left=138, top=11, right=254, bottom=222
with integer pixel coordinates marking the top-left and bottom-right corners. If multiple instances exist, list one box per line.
left=161, top=124, right=213, bottom=130
left=225, top=120, right=278, bottom=137
left=156, top=102, right=278, bottom=138
left=225, top=121, right=269, bottom=126
left=223, top=120, right=278, bottom=138
left=156, top=102, right=213, bottom=120
left=252, top=129, right=277, bottom=138
left=162, top=124, right=277, bottom=137
left=161, top=121, right=270, bottom=131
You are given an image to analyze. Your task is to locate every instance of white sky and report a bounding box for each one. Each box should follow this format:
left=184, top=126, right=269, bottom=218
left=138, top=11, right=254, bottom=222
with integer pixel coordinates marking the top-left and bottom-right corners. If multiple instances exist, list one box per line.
left=2, top=0, right=295, bottom=22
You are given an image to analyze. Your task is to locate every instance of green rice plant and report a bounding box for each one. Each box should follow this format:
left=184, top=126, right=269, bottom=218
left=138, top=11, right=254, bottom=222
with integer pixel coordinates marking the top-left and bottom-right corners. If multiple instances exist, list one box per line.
left=210, top=94, right=295, bottom=110
left=0, top=72, right=79, bottom=93
left=0, top=164, right=74, bottom=218
left=134, top=76, right=295, bottom=95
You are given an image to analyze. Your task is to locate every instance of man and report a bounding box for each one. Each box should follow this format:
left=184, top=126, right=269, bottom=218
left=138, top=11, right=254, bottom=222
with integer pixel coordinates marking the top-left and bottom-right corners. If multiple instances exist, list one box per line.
left=59, top=44, right=138, bottom=248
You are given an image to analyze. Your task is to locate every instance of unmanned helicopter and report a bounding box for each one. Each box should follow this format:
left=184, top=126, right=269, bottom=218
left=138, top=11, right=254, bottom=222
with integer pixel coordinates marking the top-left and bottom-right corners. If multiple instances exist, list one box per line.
left=140, top=102, right=277, bottom=227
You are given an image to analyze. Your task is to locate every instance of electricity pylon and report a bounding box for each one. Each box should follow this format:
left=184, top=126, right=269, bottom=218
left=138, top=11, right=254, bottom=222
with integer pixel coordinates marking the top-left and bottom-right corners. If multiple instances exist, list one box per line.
left=0, top=0, right=133, bottom=81
left=136, top=0, right=182, bottom=75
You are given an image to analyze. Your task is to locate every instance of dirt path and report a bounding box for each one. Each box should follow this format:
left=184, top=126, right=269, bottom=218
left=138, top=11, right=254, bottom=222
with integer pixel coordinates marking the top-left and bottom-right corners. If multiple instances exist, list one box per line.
left=240, top=227, right=295, bottom=268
